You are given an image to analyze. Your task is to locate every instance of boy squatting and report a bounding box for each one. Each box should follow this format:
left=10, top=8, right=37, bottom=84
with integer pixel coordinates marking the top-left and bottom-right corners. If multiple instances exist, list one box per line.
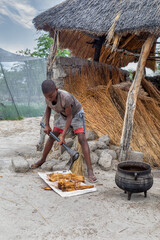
left=31, top=80, right=97, bottom=183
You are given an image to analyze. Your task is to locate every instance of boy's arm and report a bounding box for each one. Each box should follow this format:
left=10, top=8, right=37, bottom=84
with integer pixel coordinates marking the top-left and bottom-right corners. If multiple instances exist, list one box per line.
left=59, top=105, right=72, bottom=145
left=44, top=105, right=51, bottom=135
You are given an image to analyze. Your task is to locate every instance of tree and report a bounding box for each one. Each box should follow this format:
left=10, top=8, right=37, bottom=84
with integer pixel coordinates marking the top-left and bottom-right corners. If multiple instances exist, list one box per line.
left=17, top=48, right=32, bottom=56
left=17, top=33, right=70, bottom=59
left=31, top=34, right=53, bottom=58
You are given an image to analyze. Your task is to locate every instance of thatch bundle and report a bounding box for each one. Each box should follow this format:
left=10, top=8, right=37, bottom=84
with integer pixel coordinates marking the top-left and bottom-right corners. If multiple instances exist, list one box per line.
left=64, top=64, right=160, bottom=167
left=65, top=61, right=128, bottom=92
left=71, top=139, right=84, bottom=176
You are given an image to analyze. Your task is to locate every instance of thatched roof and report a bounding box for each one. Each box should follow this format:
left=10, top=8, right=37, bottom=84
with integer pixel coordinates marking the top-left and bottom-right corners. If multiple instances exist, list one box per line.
left=33, top=0, right=160, bottom=35
left=33, top=0, right=160, bottom=70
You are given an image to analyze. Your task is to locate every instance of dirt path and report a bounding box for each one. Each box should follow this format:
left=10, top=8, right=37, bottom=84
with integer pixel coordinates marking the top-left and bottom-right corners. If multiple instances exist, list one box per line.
left=0, top=117, right=160, bottom=240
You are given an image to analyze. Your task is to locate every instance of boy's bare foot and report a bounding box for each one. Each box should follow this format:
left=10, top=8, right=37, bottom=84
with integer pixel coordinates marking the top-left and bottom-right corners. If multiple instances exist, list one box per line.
left=31, top=159, right=45, bottom=169
left=87, top=169, right=97, bottom=183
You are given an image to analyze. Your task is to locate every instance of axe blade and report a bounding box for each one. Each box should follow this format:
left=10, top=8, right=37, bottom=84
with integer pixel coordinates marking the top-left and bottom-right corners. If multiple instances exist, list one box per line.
left=66, top=154, right=79, bottom=170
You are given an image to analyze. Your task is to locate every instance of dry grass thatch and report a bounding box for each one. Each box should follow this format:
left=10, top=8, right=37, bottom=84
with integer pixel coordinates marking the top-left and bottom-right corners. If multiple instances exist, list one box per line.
left=64, top=63, right=160, bottom=167
left=60, top=30, right=156, bottom=71
left=71, top=139, right=84, bottom=176
left=33, top=0, right=160, bottom=36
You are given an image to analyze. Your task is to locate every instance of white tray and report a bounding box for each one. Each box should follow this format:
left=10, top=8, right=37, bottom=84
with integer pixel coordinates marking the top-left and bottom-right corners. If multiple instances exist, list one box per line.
left=38, top=170, right=97, bottom=197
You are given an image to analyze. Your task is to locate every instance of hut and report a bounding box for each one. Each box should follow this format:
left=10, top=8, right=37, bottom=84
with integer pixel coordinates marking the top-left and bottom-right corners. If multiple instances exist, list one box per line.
left=33, top=0, right=160, bottom=165
left=33, top=0, right=160, bottom=69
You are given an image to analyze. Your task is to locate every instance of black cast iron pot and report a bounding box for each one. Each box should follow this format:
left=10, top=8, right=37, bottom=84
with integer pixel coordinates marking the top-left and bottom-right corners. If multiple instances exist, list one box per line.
left=115, top=161, right=153, bottom=200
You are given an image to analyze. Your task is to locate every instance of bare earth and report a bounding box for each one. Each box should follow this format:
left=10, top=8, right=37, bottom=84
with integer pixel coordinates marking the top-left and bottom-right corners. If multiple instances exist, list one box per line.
left=0, top=117, right=160, bottom=240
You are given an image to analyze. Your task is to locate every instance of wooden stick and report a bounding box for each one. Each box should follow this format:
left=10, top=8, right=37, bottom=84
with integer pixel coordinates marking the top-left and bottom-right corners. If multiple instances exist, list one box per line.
left=37, top=30, right=59, bottom=151
left=0, top=196, right=19, bottom=205
left=119, top=35, right=156, bottom=162
left=9, top=189, right=48, bottom=224
left=36, top=113, right=46, bottom=151
left=47, top=30, right=59, bottom=80
left=112, top=34, right=121, bottom=52
left=119, top=34, right=135, bottom=48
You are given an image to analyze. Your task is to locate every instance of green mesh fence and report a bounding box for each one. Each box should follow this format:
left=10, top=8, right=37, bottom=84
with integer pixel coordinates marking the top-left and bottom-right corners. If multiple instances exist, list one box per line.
left=0, top=58, right=46, bottom=120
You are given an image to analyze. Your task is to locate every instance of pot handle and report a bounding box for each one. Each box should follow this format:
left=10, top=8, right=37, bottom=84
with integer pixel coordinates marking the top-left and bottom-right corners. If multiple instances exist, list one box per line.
left=134, top=172, right=138, bottom=180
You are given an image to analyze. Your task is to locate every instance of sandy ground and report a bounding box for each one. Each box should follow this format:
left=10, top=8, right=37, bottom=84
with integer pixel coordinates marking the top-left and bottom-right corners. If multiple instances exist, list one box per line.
left=0, top=117, right=160, bottom=240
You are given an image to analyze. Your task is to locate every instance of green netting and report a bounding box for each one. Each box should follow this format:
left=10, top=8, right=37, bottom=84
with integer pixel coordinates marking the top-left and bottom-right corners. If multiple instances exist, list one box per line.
left=0, top=57, right=46, bottom=120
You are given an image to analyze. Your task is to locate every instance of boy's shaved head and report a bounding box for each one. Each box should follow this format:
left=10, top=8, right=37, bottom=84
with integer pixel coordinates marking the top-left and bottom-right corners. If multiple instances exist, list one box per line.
left=41, top=80, right=56, bottom=94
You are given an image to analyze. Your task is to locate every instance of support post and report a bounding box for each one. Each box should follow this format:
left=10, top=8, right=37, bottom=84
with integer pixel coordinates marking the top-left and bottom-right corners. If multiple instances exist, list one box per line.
left=37, top=30, right=59, bottom=151
left=119, top=35, right=155, bottom=161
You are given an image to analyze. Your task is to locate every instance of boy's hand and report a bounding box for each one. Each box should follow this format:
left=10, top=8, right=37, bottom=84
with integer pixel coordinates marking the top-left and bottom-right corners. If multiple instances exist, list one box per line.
left=59, top=135, right=66, bottom=146
left=44, top=125, right=51, bottom=135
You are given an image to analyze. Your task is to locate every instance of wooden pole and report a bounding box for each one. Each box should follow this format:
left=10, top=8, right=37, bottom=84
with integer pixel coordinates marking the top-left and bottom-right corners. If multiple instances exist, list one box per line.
left=37, top=30, right=59, bottom=151
left=119, top=35, right=155, bottom=162
left=47, top=30, right=59, bottom=80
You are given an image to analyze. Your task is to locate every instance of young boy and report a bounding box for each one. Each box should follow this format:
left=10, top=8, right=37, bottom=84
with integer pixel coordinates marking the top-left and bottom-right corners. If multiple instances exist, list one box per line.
left=31, top=80, right=97, bottom=183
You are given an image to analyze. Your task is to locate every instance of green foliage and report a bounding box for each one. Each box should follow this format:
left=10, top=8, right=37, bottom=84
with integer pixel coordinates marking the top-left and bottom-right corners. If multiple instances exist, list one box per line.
left=16, top=48, right=32, bottom=56
left=17, top=33, right=70, bottom=59
left=157, top=46, right=160, bottom=71
left=4, top=116, right=24, bottom=121
left=158, top=55, right=160, bottom=71
left=31, top=34, right=53, bottom=58
left=57, top=48, right=70, bottom=57
left=0, top=104, right=45, bottom=120
left=128, top=69, right=133, bottom=80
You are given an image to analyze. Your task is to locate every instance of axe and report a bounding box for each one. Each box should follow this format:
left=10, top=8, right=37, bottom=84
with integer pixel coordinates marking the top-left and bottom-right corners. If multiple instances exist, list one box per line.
left=40, top=122, right=79, bottom=169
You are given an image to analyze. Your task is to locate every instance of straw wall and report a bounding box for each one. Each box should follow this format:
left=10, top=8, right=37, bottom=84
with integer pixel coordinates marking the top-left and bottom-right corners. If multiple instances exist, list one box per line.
left=64, top=64, right=160, bottom=166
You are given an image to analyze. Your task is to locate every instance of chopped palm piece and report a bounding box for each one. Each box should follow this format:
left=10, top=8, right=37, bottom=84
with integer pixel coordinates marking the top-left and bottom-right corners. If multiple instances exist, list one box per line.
left=47, top=173, right=84, bottom=182
left=47, top=172, right=93, bottom=192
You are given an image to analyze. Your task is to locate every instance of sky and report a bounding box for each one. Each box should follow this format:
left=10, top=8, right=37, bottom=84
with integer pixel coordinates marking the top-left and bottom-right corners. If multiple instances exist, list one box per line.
left=0, top=0, right=64, bottom=53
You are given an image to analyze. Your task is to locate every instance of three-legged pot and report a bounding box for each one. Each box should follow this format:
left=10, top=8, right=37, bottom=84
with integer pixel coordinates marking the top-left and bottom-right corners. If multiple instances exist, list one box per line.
left=115, top=161, right=153, bottom=200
